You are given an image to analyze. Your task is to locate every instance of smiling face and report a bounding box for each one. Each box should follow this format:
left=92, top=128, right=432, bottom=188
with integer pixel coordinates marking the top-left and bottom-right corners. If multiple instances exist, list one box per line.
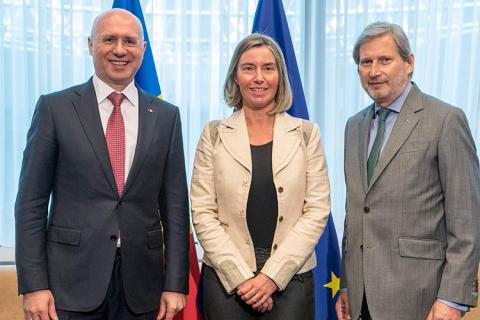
left=235, top=46, right=279, bottom=112
left=358, top=34, right=414, bottom=107
left=88, top=10, right=146, bottom=91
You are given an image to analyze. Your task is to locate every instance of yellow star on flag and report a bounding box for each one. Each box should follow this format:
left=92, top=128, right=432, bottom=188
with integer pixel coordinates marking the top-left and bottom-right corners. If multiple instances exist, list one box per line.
left=323, top=271, right=340, bottom=298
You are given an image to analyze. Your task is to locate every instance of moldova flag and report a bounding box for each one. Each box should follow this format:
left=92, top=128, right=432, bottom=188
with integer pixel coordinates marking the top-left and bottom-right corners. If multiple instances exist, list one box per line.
left=112, top=1, right=202, bottom=319
left=112, top=0, right=161, bottom=96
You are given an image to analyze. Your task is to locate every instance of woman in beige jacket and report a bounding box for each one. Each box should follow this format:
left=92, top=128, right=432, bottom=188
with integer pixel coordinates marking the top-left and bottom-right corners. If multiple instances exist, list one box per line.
left=191, top=33, right=331, bottom=319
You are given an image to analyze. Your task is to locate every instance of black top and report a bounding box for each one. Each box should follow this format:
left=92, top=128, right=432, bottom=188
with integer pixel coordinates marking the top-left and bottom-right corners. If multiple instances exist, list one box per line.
left=246, top=141, right=278, bottom=250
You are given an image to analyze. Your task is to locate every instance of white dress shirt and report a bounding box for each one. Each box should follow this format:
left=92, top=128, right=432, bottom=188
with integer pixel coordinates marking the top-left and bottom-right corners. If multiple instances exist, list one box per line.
left=92, top=74, right=139, bottom=183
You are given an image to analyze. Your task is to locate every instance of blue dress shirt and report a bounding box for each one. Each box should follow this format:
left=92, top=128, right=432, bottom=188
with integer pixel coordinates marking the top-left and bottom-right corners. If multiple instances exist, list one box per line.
left=367, top=82, right=412, bottom=157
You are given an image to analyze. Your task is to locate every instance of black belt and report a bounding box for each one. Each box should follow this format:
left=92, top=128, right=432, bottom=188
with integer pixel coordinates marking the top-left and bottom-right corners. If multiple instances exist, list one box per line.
left=254, top=247, right=312, bottom=282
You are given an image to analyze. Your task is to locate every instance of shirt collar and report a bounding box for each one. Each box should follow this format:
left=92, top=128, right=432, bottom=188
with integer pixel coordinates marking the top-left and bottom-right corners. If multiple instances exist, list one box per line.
left=92, top=74, right=138, bottom=107
left=374, top=81, right=413, bottom=115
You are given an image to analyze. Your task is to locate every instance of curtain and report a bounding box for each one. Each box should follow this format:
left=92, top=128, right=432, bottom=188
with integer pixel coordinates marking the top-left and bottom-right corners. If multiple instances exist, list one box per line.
left=1, top=0, right=479, bottom=247
left=0, top=0, right=304, bottom=246
left=312, top=0, right=480, bottom=238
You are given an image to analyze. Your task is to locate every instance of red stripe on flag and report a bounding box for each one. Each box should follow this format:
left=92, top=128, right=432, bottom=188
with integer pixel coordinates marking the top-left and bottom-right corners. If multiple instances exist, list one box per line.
left=174, top=231, right=202, bottom=320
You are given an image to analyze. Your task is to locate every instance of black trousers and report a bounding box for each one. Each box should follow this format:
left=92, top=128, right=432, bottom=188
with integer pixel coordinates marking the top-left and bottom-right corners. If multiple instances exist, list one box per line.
left=359, top=293, right=372, bottom=320
left=56, top=250, right=158, bottom=320
left=200, top=248, right=315, bottom=320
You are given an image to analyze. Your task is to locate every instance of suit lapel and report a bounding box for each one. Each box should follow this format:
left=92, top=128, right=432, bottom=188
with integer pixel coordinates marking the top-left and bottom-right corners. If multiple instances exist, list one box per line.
left=73, top=79, right=118, bottom=196
left=219, top=109, right=252, bottom=172
left=272, top=113, right=301, bottom=176
left=218, top=110, right=301, bottom=174
left=122, top=89, right=158, bottom=197
left=367, top=85, right=423, bottom=189
left=360, top=106, right=375, bottom=193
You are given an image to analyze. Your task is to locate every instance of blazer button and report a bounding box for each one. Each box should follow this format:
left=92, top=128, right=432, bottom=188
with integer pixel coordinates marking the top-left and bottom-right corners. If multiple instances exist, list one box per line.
left=278, top=216, right=284, bottom=222
left=110, top=234, right=118, bottom=241
left=363, top=206, right=370, bottom=213
left=360, top=244, right=363, bottom=250
left=278, top=187, right=283, bottom=193
left=273, top=244, right=278, bottom=250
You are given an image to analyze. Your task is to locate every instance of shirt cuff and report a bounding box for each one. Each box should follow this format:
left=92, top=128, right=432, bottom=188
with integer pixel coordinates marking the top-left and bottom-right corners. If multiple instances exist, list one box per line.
left=437, top=298, right=469, bottom=315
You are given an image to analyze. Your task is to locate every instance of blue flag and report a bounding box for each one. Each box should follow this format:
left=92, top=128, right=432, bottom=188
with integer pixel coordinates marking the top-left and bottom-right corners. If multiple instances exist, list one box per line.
left=112, top=0, right=161, bottom=96
left=252, top=1, right=341, bottom=319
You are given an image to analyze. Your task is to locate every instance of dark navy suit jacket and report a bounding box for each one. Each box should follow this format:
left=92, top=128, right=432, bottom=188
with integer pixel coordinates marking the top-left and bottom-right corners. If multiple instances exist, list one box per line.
left=15, top=78, right=189, bottom=313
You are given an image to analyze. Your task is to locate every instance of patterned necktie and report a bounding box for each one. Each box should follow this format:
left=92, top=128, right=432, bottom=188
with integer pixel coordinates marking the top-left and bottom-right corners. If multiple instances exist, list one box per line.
left=367, top=108, right=391, bottom=185
left=106, top=92, right=126, bottom=195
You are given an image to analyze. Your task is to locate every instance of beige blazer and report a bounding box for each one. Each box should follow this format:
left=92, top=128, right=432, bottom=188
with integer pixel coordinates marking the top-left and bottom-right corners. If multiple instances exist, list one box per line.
left=191, top=109, right=331, bottom=293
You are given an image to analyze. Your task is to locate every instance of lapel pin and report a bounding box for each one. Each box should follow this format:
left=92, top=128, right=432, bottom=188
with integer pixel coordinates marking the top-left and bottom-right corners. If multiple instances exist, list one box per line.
left=147, top=108, right=154, bottom=113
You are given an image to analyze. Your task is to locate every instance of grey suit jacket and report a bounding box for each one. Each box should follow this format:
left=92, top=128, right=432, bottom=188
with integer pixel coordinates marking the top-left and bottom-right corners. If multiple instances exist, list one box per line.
left=15, top=79, right=189, bottom=313
left=342, top=84, right=480, bottom=320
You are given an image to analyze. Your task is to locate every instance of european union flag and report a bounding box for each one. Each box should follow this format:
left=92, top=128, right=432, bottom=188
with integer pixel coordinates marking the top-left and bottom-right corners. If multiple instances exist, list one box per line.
left=112, top=0, right=161, bottom=96
left=252, top=1, right=341, bottom=319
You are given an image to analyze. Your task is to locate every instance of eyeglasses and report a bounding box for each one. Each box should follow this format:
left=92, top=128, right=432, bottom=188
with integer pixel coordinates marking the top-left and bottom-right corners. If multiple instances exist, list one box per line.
left=96, top=36, right=144, bottom=48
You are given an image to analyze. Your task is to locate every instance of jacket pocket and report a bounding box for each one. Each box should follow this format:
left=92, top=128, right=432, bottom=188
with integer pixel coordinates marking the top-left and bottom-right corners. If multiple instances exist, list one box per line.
left=47, top=225, right=81, bottom=246
left=399, top=141, right=429, bottom=154
left=398, top=237, right=445, bottom=260
left=147, top=230, right=163, bottom=249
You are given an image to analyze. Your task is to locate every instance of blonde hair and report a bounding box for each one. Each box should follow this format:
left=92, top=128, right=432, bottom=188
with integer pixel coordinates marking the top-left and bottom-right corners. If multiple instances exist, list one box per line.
left=223, top=33, right=292, bottom=114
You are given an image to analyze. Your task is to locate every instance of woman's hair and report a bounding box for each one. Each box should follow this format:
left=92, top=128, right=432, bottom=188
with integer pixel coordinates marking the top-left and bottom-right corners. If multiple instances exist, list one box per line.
left=223, top=33, right=292, bottom=114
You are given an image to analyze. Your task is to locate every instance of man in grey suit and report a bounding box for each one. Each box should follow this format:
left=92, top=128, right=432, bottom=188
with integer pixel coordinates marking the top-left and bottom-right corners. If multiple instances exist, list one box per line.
left=15, top=9, right=189, bottom=320
left=336, top=22, right=480, bottom=320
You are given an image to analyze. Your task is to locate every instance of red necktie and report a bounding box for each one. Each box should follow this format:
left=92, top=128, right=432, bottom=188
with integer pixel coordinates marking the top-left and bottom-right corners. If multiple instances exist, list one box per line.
left=106, top=92, right=126, bottom=195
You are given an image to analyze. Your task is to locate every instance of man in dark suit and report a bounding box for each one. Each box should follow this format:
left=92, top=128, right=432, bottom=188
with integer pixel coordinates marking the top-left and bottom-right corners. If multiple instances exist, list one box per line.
left=15, top=9, right=189, bottom=320
left=336, top=22, right=480, bottom=320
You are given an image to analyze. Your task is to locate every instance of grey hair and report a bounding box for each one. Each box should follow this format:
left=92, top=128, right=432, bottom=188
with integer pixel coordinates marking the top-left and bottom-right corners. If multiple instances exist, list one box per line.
left=223, top=33, right=292, bottom=114
left=353, top=22, right=412, bottom=65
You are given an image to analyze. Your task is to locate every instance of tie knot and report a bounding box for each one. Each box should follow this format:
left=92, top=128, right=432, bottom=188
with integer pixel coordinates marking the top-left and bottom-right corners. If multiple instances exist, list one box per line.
left=377, top=108, right=391, bottom=121
left=107, top=92, right=125, bottom=107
